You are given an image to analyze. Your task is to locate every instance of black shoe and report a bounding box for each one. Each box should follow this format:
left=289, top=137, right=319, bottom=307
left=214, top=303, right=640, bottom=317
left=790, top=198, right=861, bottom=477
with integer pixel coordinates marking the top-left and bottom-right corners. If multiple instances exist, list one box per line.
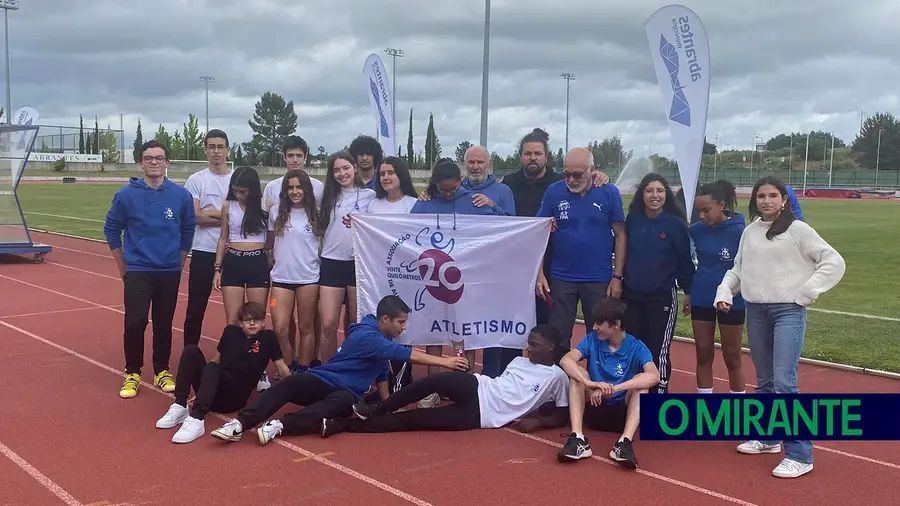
left=610, top=438, right=638, bottom=469
left=310, top=359, right=323, bottom=368
left=321, top=418, right=349, bottom=438
left=352, top=398, right=382, bottom=420
left=557, top=433, right=592, bottom=462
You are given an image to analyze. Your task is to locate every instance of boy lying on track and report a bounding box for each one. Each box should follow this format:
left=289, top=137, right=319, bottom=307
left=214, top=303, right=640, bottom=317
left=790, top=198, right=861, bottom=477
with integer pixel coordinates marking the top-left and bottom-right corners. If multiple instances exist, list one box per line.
left=209, top=295, right=469, bottom=445
left=319, top=324, right=570, bottom=437
left=557, top=298, right=660, bottom=469
left=156, top=302, right=290, bottom=443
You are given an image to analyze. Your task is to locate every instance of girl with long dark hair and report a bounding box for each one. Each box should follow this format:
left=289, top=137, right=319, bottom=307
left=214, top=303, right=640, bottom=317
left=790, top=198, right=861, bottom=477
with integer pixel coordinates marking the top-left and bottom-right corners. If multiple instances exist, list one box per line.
left=317, top=151, right=376, bottom=363
left=214, top=166, right=272, bottom=325
left=266, top=170, right=322, bottom=372
left=716, top=175, right=845, bottom=479
left=620, top=173, right=695, bottom=395
left=370, top=156, right=419, bottom=214
left=688, top=180, right=746, bottom=394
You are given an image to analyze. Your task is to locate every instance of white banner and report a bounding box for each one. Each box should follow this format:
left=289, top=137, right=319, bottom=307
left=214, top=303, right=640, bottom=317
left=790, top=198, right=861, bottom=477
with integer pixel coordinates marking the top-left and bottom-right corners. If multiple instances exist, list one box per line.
left=362, top=53, right=396, bottom=157
left=353, top=213, right=551, bottom=350
left=11, top=106, right=39, bottom=190
left=644, top=4, right=710, bottom=213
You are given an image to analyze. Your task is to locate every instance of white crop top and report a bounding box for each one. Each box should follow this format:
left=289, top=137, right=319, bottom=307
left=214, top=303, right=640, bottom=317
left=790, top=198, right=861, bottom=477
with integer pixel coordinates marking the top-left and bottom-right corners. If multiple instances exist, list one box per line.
left=227, top=200, right=268, bottom=243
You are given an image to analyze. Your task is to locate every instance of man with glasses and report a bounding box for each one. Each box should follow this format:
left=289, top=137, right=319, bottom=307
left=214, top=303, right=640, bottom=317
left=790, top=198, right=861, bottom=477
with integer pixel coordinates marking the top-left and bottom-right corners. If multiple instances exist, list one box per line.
left=264, top=135, right=323, bottom=204
left=535, top=147, right=627, bottom=346
left=104, top=140, right=196, bottom=399
left=183, top=130, right=233, bottom=351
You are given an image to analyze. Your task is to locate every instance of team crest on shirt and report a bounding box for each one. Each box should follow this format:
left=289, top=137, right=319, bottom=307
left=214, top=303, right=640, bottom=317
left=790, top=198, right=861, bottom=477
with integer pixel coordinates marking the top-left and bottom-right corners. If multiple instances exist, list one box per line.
left=719, top=247, right=732, bottom=261
left=532, top=383, right=540, bottom=393
left=249, top=341, right=260, bottom=354
left=557, top=201, right=570, bottom=221
left=615, top=363, right=624, bottom=376
left=304, top=223, right=312, bottom=233
left=164, top=207, right=174, bottom=220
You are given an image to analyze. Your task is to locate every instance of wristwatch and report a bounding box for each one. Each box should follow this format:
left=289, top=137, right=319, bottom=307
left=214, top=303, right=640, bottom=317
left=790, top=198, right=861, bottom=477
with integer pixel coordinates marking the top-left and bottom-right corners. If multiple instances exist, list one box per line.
left=612, top=274, right=623, bottom=281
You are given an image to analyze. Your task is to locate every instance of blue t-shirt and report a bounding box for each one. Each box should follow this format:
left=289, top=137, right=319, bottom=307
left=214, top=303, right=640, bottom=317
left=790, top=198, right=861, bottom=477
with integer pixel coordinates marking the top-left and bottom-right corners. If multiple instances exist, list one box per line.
left=536, top=181, right=625, bottom=283
left=575, top=332, right=654, bottom=404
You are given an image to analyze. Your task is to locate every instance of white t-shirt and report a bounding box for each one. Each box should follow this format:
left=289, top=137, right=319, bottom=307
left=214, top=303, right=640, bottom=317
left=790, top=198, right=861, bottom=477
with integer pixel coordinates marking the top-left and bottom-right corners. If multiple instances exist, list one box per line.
left=184, top=168, right=233, bottom=253
left=264, top=173, right=324, bottom=205
left=474, top=357, right=570, bottom=429
left=369, top=195, right=418, bottom=214
left=320, top=187, right=376, bottom=261
left=267, top=203, right=321, bottom=284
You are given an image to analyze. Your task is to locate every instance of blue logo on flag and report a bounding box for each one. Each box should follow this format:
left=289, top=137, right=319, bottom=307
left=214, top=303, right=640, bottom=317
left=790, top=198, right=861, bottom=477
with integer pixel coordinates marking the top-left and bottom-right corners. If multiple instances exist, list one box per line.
left=369, top=78, right=390, bottom=139
left=17, top=116, right=34, bottom=150
left=658, top=34, right=690, bottom=127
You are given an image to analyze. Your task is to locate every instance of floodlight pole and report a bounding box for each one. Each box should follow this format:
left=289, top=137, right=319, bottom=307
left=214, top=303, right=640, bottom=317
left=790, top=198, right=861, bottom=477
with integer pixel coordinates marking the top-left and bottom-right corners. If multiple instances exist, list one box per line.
left=1, top=1, right=19, bottom=124
left=384, top=48, right=403, bottom=152
left=200, top=76, right=214, bottom=133
left=561, top=73, right=575, bottom=153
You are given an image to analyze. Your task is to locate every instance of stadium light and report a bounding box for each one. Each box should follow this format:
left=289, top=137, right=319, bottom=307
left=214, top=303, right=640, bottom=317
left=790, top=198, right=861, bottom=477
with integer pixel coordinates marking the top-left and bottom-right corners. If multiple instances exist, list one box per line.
left=561, top=73, right=575, bottom=153
left=1, top=0, right=19, bottom=124
left=200, top=76, right=215, bottom=133
left=479, top=0, right=491, bottom=147
left=384, top=47, right=403, bottom=153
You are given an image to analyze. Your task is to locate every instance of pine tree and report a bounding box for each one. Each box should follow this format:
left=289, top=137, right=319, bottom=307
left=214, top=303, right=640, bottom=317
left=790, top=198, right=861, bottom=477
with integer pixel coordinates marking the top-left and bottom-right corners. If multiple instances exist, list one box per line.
left=407, top=108, right=414, bottom=168
left=132, top=119, right=143, bottom=162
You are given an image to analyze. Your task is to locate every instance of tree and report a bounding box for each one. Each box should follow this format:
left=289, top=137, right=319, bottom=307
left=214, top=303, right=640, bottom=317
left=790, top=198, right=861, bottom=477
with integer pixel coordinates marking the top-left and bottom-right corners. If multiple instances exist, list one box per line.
left=245, top=91, right=298, bottom=166
left=181, top=113, right=205, bottom=161
left=101, top=127, right=119, bottom=163
left=79, top=115, right=85, bottom=154
left=424, top=113, right=438, bottom=168
left=851, top=112, right=900, bottom=170
left=154, top=124, right=173, bottom=154
left=132, top=119, right=143, bottom=162
left=230, top=143, right=246, bottom=165
left=93, top=116, right=100, bottom=155
left=556, top=148, right=564, bottom=169
left=455, top=140, right=473, bottom=162
left=170, top=130, right=186, bottom=160
left=703, top=136, right=717, bottom=155
left=587, top=136, right=631, bottom=171
left=406, top=108, right=414, bottom=168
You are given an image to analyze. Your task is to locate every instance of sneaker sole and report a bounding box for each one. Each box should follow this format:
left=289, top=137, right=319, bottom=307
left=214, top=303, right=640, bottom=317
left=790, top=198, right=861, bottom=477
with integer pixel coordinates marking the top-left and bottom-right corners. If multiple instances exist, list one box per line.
left=609, top=451, right=638, bottom=469
left=210, top=431, right=241, bottom=442
left=351, top=406, right=369, bottom=420
left=773, top=465, right=813, bottom=479
left=257, top=428, right=272, bottom=446
left=119, top=391, right=138, bottom=399
left=156, top=418, right=186, bottom=429
left=557, top=450, right=593, bottom=462
left=738, top=445, right=782, bottom=455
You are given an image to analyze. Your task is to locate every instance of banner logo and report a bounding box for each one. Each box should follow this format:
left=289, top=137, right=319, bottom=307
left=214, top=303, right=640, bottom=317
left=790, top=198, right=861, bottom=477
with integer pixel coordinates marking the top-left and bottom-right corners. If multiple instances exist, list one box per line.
left=386, top=226, right=463, bottom=310
left=362, top=54, right=396, bottom=156
left=369, top=78, right=390, bottom=139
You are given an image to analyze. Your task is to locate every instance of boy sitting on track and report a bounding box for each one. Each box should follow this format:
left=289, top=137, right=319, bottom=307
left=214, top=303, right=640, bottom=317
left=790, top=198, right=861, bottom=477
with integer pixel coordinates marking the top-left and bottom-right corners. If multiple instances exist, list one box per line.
left=209, top=295, right=469, bottom=445
left=319, top=324, right=570, bottom=437
left=557, top=298, right=660, bottom=469
left=155, top=302, right=291, bottom=443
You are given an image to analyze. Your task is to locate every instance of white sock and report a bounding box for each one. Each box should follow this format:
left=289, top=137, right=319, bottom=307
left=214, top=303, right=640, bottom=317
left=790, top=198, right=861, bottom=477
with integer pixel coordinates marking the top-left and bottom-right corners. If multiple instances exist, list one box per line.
left=730, top=390, right=746, bottom=394
left=575, top=432, right=585, bottom=440
left=618, top=435, right=626, bottom=442
left=697, top=387, right=714, bottom=394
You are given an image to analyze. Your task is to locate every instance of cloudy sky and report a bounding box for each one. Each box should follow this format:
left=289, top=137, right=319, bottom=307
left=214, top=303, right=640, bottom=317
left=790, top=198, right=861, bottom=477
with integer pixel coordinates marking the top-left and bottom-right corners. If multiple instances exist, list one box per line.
left=10, top=0, right=900, bottom=161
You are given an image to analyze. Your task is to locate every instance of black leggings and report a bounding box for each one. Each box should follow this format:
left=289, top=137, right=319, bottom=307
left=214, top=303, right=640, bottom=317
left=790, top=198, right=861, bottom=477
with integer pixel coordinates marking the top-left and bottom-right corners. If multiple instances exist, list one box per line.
left=348, top=372, right=481, bottom=433
left=622, top=286, right=678, bottom=395
left=173, top=345, right=253, bottom=420
left=237, top=373, right=356, bottom=435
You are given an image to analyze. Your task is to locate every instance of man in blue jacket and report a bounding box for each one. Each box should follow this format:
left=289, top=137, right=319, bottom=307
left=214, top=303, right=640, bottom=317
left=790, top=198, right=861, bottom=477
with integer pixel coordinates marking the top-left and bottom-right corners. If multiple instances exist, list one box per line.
left=103, top=140, right=196, bottom=399
left=461, top=145, right=516, bottom=215
left=210, top=295, right=469, bottom=445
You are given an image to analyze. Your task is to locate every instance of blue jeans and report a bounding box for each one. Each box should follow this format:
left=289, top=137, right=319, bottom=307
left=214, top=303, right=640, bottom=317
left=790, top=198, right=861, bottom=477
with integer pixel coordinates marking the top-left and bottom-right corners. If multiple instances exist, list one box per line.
left=746, top=303, right=813, bottom=463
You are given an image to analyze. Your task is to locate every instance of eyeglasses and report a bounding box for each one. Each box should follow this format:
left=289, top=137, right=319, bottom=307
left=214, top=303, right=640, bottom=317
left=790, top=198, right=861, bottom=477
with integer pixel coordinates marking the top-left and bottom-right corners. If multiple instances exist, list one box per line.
left=206, top=144, right=228, bottom=152
left=142, top=155, right=166, bottom=163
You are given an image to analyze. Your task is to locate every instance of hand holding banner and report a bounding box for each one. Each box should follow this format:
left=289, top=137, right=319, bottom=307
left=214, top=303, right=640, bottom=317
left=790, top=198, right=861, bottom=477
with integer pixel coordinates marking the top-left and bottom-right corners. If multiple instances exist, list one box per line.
left=644, top=4, right=710, bottom=214
left=352, top=213, right=551, bottom=350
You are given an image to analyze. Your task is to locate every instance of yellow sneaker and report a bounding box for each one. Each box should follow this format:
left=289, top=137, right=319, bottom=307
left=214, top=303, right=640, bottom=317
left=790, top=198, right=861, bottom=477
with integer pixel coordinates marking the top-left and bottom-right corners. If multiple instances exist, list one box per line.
left=120, top=373, right=141, bottom=399
left=154, top=370, right=175, bottom=393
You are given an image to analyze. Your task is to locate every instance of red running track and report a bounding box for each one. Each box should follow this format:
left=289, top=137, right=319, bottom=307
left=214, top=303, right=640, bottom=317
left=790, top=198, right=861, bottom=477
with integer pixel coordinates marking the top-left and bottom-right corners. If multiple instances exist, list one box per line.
left=0, top=231, right=898, bottom=506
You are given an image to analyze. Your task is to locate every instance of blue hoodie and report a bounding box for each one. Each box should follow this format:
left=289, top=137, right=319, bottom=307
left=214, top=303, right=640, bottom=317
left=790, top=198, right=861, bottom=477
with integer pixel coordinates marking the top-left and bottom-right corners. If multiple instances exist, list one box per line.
left=689, top=213, right=747, bottom=310
left=785, top=185, right=804, bottom=221
left=309, top=314, right=413, bottom=400
left=103, top=178, right=195, bottom=272
left=623, top=210, right=695, bottom=297
left=410, top=186, right=502, bottom=217
left=462, top=175, right=516, bottom=216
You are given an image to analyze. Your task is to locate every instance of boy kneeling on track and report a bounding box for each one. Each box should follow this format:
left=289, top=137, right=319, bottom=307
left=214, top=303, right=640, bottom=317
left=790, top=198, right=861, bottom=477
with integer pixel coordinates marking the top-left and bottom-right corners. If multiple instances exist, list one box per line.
left=319, top=323, right=570, bottom=438
left=209, top=295, right=469, bottom=445
left=156, top=302, right=290, bottom=443
left=557, top=298, right=660, bottom=469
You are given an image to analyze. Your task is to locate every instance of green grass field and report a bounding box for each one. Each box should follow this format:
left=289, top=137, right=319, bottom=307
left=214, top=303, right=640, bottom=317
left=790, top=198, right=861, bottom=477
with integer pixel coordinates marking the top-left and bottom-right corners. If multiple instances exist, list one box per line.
left=12, top=181, right=900, bottom=373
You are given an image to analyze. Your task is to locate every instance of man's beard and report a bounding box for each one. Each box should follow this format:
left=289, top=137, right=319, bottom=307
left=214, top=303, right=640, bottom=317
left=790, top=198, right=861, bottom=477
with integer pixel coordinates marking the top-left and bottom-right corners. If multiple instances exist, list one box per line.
left=524, top=163, right=544, bottom=178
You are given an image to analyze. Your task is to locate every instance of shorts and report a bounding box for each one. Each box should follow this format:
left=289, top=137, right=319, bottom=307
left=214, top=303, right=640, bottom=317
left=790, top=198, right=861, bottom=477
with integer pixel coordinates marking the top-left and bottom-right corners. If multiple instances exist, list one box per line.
left=584, top=400, right=628, bottom=434
left=220, top=248, right=270, bottom=288
left=691, top=305, right=746, bottom=325
left=271, top=281, right=317, bottom=291
left=319, top=258, right=356, bottom=288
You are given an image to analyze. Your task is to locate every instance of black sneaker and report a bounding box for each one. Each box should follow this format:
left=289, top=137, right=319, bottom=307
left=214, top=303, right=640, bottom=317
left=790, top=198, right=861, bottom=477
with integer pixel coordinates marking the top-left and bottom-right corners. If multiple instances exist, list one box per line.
left=352, top=398, right=382, bottom=420
left=321, top=418, right=349, bottom=438
left=557, top=433, right=592, bottom=462
left=609, top=438, right=638, bottom=469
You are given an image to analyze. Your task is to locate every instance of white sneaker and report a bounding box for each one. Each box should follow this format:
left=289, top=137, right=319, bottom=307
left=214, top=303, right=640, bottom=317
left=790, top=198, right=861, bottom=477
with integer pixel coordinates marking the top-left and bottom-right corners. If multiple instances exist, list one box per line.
left=257, top=373, right=271, bottom=392
left=417, top=393, right=440, bottom=409
left=736, top=440, right=782, bottom=455
left=156, top=403, right=189, bottom=429
left=172, top=416, right=205, bottom=444
left=211, top=419, right=243, bottom=442
left=772, top=458, right=813, bottom=478
left=257, top=420, right=283, bottom=446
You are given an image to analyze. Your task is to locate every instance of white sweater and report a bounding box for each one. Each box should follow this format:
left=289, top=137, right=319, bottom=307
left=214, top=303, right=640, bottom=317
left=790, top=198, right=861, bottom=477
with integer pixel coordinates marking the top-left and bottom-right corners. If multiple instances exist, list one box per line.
left=715, top=218, right=846, bottom=307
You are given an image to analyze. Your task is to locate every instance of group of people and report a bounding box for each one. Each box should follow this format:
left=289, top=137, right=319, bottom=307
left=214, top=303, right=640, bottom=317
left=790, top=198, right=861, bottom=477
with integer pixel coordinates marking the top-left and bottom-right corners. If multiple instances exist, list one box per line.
left=102, top=127, right=846, bottom=479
